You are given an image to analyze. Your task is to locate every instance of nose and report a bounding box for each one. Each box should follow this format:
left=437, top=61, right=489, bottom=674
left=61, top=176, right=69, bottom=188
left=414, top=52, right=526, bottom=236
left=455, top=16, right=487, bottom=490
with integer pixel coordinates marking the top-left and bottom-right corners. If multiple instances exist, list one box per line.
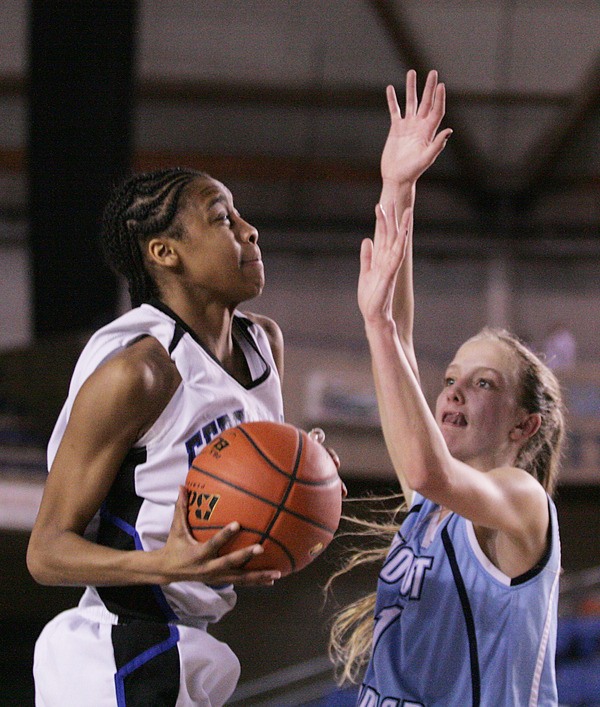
left=236, top=216, right=259, bottom=244
left=446, top=383, right=465, bottom=403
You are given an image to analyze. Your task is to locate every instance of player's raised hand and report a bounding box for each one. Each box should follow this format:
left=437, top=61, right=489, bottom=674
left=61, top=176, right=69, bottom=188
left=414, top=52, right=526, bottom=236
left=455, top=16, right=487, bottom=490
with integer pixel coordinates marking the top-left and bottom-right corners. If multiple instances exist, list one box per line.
left=380, top=69, right=452, bottom=186
left=358, top=203, right=412, bottom=326
left=159, top=486, right=282, bottom=586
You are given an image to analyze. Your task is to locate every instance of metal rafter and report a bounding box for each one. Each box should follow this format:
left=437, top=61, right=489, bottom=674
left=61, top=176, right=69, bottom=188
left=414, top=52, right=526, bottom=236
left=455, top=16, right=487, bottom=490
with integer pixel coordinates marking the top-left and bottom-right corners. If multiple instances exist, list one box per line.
left=0, top=73, right=573, bottom=108
left=519, top=52, right=600, bottom=206
left=366, top=0, right=492, bottom=207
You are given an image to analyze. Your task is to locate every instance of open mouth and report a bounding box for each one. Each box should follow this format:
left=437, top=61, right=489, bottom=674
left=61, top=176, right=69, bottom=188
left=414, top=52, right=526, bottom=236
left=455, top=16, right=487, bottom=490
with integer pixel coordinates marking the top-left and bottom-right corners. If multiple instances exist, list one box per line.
left=442, top=412, right=467, bottom=427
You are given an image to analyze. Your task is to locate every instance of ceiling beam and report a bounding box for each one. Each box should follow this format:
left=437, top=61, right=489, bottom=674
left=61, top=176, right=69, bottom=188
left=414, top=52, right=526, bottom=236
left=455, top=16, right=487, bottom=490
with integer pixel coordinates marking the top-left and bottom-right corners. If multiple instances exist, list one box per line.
left=2, top=147, right=599, bottom=194
left=140, top=83, right=573, bottom=110
left=0, top=73, right=571, bottom=108
left=0, top=146, right=452, bottom=187
left=518, top=52, right=600, bottom=205
left=365, top=0, right=492, bottom=206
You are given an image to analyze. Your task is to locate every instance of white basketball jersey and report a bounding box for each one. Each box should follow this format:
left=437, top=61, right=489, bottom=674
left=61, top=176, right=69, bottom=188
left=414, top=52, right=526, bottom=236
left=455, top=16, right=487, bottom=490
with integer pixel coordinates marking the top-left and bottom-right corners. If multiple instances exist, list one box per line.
left=47, top=300, right=284, bottom=627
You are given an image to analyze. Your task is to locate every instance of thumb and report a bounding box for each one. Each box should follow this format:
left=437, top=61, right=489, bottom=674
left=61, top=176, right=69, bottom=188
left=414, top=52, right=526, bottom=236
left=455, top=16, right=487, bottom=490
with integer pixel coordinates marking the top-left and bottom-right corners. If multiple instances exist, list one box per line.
left=429, top=128, right=453, bottom=157
left=172, top=485, right=192, bottom=536
left=360, top=238, right=373, bottom=274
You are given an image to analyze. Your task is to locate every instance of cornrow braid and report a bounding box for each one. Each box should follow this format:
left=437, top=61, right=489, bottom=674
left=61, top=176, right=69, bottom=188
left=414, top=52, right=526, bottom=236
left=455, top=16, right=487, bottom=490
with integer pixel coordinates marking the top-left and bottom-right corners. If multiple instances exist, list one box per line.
left=101, top=167, right=208, bottom=307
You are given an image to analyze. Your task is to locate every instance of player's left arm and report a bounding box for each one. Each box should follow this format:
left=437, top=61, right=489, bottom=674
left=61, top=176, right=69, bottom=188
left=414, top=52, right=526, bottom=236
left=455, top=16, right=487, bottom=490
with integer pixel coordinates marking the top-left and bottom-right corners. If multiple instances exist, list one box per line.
left=243, top=312, right=284, bottom=381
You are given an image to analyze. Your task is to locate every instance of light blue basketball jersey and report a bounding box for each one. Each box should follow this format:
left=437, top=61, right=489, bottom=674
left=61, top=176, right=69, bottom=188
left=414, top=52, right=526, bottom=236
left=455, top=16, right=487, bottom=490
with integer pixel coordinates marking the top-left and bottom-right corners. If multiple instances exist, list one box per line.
left=359, top=492, right=560, bottom=706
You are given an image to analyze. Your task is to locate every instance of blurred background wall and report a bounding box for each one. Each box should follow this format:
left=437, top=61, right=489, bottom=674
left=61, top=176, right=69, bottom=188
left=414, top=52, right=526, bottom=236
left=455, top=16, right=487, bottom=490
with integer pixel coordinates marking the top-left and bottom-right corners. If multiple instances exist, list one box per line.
left=0, top=1, right=599, bottom=704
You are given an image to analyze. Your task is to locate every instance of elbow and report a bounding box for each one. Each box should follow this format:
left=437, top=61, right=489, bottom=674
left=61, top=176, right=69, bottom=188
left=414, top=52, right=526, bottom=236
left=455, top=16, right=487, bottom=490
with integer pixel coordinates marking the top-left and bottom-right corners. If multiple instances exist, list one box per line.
left=409, top=457, right=453, bottom=503
left=27, top=535, right=59, bottom=586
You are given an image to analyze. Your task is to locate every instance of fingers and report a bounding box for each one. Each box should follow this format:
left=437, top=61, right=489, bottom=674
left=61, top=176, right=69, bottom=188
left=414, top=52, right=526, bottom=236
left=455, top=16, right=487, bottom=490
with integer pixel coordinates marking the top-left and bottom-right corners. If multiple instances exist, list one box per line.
left=417, top=69, right=438, bottom=116
left=429, top=81, right=447, bottom=131
left=374, top=203, right=409, bottom=274
left=386, top=84, right=401, bottom=120
left=359, top=236, right=374, bottom=276
left=391, top=69, right=446, bottom=125
left=405, top=69, right=417, bottom=116
left=202, top=520, right=244, bottom=555
left=399, top=205, right=413, bottom=231
left=199, top=529, right=282, bottom=585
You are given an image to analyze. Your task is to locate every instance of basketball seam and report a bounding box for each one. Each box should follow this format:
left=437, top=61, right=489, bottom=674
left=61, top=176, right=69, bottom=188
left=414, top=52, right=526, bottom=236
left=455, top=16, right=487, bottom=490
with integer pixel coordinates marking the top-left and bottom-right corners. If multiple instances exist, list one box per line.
left=259, top=428, right=301, bottom=550
left=189, top=424, right=340, bottom=574
left=236, top=426, right=299, bottom=480
left=188, top=467, right=338, bottom=534
left=235, top=426, right=337, bottom=486
left=187, top=524, right=296, bottom=569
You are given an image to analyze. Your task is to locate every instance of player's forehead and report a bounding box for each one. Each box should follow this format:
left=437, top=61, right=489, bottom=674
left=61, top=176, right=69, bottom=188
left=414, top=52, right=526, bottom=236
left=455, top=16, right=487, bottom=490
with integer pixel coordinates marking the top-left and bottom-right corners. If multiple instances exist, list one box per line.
left=449, top=338, right=520, bottom=388
left=186, top=176, right=233, bottom=211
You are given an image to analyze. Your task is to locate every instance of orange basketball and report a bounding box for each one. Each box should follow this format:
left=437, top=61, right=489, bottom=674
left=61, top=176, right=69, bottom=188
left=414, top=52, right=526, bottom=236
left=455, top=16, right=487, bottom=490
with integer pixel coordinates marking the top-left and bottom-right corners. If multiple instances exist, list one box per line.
left=185, top=421, right=342, bottom=576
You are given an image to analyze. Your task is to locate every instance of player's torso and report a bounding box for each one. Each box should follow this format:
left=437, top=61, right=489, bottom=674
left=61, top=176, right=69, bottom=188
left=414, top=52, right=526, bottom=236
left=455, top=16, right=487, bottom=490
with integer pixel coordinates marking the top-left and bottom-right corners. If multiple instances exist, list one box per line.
left=61, top=302, right=283, bottom=624
left=360, top=494, right=560, bottom=706
left=125, top=304, right=284, bottom=519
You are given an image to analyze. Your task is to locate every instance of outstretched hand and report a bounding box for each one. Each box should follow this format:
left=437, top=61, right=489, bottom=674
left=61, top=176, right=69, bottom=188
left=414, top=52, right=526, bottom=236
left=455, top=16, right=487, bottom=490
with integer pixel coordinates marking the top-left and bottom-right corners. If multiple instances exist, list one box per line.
left=159, top=486, right=281, bottom=587
left=358, top=204, right=413, bottom=326
left=381, top=69, right=452, bottom=185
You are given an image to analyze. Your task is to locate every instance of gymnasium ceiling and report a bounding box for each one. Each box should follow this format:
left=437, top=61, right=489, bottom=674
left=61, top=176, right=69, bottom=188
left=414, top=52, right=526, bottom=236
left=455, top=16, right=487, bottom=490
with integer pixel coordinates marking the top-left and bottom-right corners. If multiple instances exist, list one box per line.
left=1, top=0, right=599, bottom=251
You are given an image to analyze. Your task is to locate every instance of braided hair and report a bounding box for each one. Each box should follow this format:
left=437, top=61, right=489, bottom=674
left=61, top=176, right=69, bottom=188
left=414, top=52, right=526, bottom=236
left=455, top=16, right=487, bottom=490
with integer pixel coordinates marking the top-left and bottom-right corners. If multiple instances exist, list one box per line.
left=101, top=167, right=208, bottom=307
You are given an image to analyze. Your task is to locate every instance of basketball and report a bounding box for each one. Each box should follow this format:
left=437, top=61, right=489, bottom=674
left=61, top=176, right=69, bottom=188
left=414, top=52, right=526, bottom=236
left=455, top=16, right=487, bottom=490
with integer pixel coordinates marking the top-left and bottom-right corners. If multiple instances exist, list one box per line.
left=185, top=421, right=343, bottom=576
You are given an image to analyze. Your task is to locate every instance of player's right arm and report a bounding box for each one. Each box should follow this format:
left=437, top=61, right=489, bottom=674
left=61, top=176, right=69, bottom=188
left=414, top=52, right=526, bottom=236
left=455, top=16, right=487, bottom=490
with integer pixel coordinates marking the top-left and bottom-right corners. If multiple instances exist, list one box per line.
left=371, top=70, right=451, bottom=504
left=26, top=337, right=281, bottom=588
left=379, top=70, right=451, bottom=379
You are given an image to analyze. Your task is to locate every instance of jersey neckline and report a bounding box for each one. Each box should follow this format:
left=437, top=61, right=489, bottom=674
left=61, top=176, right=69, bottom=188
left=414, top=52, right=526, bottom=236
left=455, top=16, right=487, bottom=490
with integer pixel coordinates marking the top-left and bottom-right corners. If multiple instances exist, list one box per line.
left=145, top=299, right=272, bottom=390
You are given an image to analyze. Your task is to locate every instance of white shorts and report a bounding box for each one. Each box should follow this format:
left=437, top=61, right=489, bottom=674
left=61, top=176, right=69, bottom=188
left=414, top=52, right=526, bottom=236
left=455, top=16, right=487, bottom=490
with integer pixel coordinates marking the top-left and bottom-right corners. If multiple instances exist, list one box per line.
left=33, top=605, right=240, bottom=707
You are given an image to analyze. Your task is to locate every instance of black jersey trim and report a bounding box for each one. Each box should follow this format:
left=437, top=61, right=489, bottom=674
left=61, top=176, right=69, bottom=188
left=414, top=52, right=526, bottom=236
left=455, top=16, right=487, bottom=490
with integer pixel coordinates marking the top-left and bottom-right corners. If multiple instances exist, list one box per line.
left=510, top=498, right=554, bottom=586
left=442, top=521, right=481, bottom=707
left=147, top=299, right=271, bottom=390
left=113, top=622, right=180, bottom=706
left=96, top=446, right=178, bottom=623
left=168, top=322, right=186, bottom=355
left=396, top=502, right=423, bottom=544
left=233, top=316, right=271, bottom=387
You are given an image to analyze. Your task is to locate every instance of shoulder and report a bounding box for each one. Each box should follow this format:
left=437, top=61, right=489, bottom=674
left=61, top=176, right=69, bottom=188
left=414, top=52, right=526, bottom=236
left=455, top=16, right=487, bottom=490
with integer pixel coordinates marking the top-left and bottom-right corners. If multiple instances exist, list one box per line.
left=476, top=466, right=551, bottom=577
left=100, top=335, right=179, bottom=396
left=240, top=311, right=284, bottom=378
left=76, top=336, right=181, bottom=439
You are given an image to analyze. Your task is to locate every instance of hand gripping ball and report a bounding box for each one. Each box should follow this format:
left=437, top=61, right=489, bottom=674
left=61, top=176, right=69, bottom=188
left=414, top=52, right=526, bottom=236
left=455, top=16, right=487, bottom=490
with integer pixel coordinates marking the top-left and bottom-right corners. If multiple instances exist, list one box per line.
left=186, top=421, right=342, bottom=576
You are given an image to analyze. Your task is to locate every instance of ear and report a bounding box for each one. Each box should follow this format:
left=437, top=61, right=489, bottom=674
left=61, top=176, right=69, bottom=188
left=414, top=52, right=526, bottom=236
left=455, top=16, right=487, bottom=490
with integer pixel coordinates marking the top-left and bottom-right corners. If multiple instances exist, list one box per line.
left=510, top=412, right=542, bottom=442
left=146, top=237, right=179, bottom=269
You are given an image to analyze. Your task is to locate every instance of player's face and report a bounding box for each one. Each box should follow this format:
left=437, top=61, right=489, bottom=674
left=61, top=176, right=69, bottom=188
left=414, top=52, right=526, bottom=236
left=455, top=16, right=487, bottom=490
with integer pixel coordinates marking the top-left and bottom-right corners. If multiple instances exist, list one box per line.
left=176, top=176, right=264, bottom=305
left=434, top=338, right=525, bottom=471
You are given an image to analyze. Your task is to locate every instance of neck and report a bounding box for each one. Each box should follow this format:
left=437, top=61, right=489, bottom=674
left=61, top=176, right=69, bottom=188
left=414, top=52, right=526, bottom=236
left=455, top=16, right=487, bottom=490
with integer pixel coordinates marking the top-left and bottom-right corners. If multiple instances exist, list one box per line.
left=464, top=445, right=520, bottom=473
left=157, top=294, right=238, bottom=362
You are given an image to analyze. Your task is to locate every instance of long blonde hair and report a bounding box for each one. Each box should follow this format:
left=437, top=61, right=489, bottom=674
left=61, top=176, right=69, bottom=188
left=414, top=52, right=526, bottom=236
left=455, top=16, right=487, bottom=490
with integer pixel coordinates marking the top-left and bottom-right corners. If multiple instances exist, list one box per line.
left=327, top=328, right=566, bottom=685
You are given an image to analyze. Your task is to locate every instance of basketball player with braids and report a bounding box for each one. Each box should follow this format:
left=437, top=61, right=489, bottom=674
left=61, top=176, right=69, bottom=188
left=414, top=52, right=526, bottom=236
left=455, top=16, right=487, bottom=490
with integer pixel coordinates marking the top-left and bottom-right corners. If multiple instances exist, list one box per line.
left=27, top=169, right=288, bottom=705
left=328, top=73, right=565, bottom=704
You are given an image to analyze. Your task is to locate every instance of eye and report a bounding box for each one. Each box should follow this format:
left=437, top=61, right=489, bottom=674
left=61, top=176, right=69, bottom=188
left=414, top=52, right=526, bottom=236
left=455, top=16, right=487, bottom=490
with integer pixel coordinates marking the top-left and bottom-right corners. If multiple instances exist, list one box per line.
left=214, top=211, right=231, bottom=225
left=476, top=378, right=492, bottom=389
left=444, top=377, right=455, bottom=387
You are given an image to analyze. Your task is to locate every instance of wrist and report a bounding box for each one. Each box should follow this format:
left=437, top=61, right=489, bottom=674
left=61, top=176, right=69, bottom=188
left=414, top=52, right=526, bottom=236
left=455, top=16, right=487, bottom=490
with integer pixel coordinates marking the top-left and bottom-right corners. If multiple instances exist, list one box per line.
left=381, top=177, right=416, bottom=187
left=364, top=316, right=397, bottom=339
left=379, top=180, right=417, bottom=210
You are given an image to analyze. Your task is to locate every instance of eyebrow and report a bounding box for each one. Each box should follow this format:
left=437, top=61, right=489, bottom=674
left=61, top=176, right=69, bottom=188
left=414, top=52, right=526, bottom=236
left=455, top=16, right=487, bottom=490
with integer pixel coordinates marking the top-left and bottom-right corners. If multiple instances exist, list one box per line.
left=446, top=365, right=504, bottom=380
left=206, top=194, right=228, bottom=209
